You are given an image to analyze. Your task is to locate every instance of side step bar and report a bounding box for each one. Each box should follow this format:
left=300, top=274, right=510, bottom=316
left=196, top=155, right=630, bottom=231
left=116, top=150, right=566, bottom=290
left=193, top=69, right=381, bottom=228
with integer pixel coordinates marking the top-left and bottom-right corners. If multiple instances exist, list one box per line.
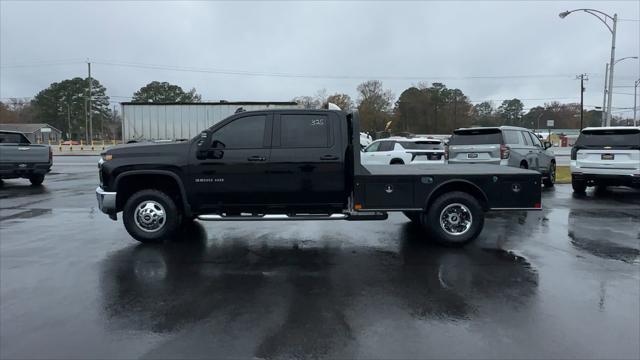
left=197, top=212, right=387, bottom=222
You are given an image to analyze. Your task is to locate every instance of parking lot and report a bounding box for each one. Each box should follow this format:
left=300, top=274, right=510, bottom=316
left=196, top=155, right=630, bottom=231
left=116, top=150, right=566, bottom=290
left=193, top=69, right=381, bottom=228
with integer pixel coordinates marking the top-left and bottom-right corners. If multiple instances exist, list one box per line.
left=1, top=156, right=639, bottom=359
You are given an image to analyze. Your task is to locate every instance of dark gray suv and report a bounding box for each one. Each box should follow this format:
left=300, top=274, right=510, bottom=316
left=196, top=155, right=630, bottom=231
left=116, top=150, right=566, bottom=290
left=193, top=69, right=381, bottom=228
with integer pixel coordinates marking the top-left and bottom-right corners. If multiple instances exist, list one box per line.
left=447, top=126, right=556, bottom=187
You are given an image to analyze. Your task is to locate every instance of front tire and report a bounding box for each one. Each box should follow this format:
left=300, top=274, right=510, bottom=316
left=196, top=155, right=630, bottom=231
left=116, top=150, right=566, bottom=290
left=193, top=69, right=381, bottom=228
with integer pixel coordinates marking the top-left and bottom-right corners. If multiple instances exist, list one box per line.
left=571, top=176, right=586, bottom=193
left=422, top=191, right=484, bottom=247
left=123, top=189, right=181, bottom=243
left=29, top=174, right=44, bottom=186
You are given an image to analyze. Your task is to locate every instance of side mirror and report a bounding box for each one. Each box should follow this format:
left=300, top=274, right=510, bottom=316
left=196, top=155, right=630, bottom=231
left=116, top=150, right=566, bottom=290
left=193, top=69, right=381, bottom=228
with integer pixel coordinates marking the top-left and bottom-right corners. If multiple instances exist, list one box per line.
left=543, top=141, right=552, bottom=150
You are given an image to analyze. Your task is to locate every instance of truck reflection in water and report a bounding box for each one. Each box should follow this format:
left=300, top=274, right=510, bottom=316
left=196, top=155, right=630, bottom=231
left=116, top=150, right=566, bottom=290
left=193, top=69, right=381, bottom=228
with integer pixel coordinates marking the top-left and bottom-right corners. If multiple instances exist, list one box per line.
left=568, top=209, right=640, bottom=263
left=99, top=222, right=538, bottom=358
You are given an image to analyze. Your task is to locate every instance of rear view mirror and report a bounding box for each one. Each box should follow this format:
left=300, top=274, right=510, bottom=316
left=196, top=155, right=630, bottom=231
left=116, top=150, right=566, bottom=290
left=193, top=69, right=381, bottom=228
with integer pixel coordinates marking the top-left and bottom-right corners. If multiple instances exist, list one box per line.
left=543, top=141, right=552, bottom=150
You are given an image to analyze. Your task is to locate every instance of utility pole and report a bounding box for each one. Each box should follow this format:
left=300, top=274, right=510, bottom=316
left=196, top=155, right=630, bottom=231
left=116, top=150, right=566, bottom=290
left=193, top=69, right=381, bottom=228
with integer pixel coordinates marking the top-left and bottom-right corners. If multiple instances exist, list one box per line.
left=84, top=99, right=88, bottom=143
left=66, top=103, right=71, bottom=139
left=577, top=74, right=588, bottom=129
left=601, top=63, right=608, bottom=126
left=87, top=61, right=92, bottom=142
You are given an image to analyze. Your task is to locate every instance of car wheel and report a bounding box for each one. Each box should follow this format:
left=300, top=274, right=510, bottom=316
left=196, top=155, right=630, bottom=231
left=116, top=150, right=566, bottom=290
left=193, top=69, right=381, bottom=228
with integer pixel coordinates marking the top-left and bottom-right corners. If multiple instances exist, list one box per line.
left=390, top=159, right=404, bottom=165
left=123, top=189, right=181, bottom=243
left=403, top=211, right=421, bottom=223
left=421, top=191, right=484, bottom=247
left=29, top=175, right=44, bottom=186
left=543, top=162, right=556, bottom=187
left=571, top=176, right=586, bottom=193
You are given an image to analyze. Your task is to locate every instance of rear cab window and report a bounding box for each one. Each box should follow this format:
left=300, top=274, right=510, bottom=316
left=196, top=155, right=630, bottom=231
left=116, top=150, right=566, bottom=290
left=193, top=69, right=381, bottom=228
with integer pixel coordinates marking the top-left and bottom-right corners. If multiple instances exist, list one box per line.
left=280, top=114, right=330, bottom=148
left=449, top=128, right=503, bottom=145
left=0, top=132, right=30, bottom=144
left=576, top=128, right=640, bottom=148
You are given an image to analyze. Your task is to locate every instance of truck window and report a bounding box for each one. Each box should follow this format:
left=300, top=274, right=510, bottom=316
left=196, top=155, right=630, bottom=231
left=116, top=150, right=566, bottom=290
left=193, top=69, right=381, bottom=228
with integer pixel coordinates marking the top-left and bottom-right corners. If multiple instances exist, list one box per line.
left=520, top=131, right=533, bottom=146
left=378, top=141, right=395, bottom=151
left=0, top=132, right=30, bottom=144
left=502, top=130, right=522, bottom=145
left=364, top=141, right=381, bottom=152
left=576, top=129, right=640, bottom=147
left=211, top=115, right=266, bottom=149
left=449, top=129, right=503, bottom=145
left=529, top=132, right=543, bottom=147
left=281, top=114, right=329, bottom=148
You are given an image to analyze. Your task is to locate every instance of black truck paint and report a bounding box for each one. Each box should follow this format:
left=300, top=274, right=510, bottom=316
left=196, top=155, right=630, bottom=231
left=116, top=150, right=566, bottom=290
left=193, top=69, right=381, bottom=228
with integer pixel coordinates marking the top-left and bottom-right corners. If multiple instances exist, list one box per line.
left=96, top=110, right=541, bottom=246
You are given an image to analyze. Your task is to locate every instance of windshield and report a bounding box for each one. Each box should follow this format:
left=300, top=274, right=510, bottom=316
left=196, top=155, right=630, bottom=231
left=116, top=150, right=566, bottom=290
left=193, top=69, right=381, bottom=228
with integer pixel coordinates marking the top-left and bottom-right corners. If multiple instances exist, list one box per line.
left=576, top=129, right=640, bottom=147
left=449, top=129, right=503, bottom=145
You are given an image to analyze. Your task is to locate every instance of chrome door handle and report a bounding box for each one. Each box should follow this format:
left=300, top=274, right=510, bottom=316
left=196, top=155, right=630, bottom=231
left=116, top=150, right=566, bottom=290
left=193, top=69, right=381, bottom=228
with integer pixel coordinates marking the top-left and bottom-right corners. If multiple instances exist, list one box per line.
left=247, top=156, right=266, bottom=161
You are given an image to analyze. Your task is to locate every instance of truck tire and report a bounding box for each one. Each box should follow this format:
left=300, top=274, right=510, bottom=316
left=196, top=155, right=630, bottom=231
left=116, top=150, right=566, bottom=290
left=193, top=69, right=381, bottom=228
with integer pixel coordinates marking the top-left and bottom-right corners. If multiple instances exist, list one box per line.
left=403, top=211, right=421, bottom=223
left=571, top=176, right=586, bottom=193
left=29, top=175, right=44, bottom=186
left=543, top=162, right=555, bottom=188
left=422, top=191, right=484, bottom=247
left=123, top=189, right=181, bottom=243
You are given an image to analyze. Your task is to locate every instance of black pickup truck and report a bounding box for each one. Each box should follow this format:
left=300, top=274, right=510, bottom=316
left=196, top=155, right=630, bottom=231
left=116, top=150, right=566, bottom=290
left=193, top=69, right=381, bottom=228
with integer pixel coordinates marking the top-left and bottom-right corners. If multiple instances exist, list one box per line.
left=96, top=110, right=541, bottom=246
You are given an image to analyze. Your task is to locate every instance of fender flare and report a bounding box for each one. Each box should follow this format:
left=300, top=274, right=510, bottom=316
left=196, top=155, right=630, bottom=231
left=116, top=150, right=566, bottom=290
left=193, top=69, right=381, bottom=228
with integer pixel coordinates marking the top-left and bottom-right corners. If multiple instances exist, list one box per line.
left=424, top=179, right=489, bottom=211
left=113, top=169, right=192, bottom=217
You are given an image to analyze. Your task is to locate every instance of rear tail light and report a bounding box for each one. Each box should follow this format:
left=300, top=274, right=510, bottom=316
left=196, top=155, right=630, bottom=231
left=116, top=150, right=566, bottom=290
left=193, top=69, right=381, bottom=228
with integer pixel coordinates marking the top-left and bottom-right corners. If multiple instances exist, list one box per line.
left=500, top=144, right=510, bottom=159
left=571, top=147, right=579, bottom=160
left=444, top=145, right=449, bottom=160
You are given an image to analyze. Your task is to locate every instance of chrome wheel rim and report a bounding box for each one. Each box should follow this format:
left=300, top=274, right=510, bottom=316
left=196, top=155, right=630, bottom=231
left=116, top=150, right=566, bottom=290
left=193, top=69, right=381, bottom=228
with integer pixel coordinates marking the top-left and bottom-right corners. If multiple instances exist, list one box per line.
left=134, top=200, right=166, bottom=233
left=439, top=203, right=473, bottom=236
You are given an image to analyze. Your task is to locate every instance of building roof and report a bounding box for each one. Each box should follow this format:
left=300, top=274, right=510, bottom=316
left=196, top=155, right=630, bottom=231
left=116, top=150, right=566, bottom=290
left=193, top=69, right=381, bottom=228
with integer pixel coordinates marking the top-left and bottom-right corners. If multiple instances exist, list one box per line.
left=0, top=123, right=61, bottom=134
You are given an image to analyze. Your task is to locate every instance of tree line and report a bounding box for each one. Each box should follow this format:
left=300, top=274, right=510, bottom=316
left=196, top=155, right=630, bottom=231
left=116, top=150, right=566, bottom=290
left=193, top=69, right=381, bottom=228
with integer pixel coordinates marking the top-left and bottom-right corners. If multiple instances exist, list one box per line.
left=1, top=77, right=629, bottom=141
left=0, top=79, right=202, bottom=140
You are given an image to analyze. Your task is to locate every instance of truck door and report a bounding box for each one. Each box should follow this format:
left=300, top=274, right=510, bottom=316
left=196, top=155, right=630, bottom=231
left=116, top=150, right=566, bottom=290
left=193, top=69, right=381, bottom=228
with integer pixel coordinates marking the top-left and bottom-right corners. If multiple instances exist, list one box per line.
left=188, top=113, right=272, bottom=211
left=268, top=112, right=345, bottom=207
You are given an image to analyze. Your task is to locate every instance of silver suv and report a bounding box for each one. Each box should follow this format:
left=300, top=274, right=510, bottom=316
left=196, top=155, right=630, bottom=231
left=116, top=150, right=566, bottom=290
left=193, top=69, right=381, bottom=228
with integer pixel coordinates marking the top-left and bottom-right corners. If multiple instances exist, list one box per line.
left=447, top=126, right=556, bottom=187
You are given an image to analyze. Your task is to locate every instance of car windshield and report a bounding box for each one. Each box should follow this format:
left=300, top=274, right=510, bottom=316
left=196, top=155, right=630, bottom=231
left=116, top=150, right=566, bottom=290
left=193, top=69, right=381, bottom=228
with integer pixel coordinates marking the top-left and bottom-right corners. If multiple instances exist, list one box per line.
left=399, top=140, right=443, bottom=150
left=449, top=129, right=503, bottom=145
left=576, top=129, right=640, bottom=147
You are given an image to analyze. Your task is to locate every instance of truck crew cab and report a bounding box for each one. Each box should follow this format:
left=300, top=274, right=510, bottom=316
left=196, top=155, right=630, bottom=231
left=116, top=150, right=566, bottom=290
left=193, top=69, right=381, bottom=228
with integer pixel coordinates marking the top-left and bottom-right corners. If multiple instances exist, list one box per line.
left=96, top=110, right=541, bottom=246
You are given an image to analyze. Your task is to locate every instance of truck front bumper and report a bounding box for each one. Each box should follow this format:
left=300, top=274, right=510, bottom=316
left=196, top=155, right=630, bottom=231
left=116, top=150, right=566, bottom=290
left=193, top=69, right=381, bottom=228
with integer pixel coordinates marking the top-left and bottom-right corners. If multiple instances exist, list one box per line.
left=96, top=186, right=117, bottom=220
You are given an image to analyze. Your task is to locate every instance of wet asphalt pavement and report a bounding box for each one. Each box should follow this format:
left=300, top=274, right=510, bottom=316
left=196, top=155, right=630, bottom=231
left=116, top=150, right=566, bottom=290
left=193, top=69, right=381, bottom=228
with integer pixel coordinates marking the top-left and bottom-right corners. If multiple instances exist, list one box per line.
left=1, top=156, right=639, bottom=359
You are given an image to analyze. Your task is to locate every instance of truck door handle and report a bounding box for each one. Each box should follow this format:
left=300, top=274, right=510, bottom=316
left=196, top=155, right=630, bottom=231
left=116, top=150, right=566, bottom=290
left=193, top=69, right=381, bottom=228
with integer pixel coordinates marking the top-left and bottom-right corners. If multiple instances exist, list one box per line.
left=320, top=155, right=339, bottom=160
left=247, top=155, right=266, bottom=162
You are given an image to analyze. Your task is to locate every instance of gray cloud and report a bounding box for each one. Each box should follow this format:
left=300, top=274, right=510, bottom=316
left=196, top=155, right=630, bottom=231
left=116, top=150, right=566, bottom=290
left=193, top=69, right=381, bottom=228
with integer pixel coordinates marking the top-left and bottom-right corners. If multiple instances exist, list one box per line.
left=1, top=0, right=638, bottom=116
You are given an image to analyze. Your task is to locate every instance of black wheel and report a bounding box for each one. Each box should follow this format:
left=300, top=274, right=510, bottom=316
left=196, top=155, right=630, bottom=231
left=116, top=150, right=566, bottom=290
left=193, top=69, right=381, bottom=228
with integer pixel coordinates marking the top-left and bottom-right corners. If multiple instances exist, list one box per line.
left=29, top=174, right=44, bottom=186
left=571, top=176, right=586, bottom=193
left=123, top=189, right=181, bottom=243
left=421, top=191, right=484, bottom=247
left=403, top=211, right=421, bottom=223
left=543, top=162, right=555, bottom=187
left=520, top=162, right=528, bottom=169
left=390, top=159, right=404, bottom=165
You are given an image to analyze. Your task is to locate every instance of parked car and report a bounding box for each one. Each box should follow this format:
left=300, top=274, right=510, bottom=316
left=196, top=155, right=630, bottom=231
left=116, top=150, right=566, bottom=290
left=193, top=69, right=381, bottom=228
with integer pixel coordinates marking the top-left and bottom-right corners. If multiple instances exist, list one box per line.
left=96, top=110, right=541, bottom=246
left=0, top=130, right=52, bottom=186
left=447, top=126, right=556, bottom=187
left=570, top=126, right=640, bottom=193
left=361, top=137, right=446, bottom=165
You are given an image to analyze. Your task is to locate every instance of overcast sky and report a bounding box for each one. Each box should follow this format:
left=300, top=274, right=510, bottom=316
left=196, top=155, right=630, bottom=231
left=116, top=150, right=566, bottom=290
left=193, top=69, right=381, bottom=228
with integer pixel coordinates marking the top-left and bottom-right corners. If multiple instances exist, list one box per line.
left=1, top=0, right=639, bottom=117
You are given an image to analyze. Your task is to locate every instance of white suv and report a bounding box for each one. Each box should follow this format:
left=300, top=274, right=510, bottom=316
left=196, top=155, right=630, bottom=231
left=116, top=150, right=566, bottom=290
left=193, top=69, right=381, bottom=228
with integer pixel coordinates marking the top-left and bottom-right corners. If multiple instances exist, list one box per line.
left=570, top=127, right=640, bottom=193
left=361, top=137, right=445, bottom=165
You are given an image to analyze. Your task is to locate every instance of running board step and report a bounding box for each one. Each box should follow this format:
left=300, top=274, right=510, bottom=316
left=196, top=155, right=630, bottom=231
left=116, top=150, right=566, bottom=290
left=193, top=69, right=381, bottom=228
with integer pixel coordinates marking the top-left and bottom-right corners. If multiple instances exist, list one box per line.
left=345, top=211, right=388, bottom=221
left=198, top=214, right=348, bottom=221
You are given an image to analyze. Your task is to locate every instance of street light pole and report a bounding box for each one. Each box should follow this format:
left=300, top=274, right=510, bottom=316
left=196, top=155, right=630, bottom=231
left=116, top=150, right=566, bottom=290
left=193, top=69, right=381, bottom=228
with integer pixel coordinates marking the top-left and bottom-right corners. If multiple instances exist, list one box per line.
left=605, top=13, right=617, bottom=126
left=601, top=63, right=608, bottom=126
left=577, top=74, right=588, bottom=129
left=634, top=78, right=640, bottom=126
left=559, top=9, right=617, bottom=125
